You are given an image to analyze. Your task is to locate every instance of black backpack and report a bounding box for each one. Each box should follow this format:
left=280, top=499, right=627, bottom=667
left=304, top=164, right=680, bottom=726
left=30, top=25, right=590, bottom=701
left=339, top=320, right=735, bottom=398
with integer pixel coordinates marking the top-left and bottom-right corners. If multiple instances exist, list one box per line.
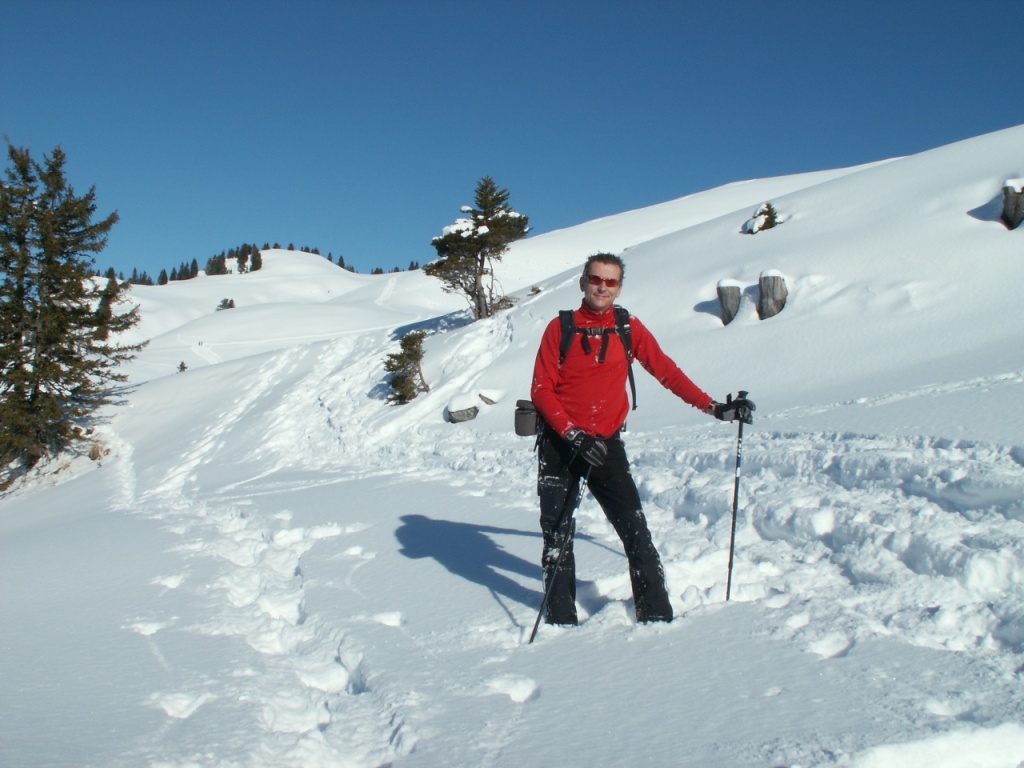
left=558, top=305, right=637, bottom=411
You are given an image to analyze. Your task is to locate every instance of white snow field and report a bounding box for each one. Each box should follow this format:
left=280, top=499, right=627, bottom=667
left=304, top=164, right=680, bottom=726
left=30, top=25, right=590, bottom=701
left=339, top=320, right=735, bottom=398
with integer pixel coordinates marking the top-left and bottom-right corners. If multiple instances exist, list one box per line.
left=2, top=124, right=1024, bottom=768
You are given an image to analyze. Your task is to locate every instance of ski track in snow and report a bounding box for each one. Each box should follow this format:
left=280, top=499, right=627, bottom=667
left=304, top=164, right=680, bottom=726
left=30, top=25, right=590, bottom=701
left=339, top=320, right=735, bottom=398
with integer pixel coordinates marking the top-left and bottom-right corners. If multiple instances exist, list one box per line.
left=98, top=322, right=1024, bottom=766
left=115, top=346, right=416, bottom=767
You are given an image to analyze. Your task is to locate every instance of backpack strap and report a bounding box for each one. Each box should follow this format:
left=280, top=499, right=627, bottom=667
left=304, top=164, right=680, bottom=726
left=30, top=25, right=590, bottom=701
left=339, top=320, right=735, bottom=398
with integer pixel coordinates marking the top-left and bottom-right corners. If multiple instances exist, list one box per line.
left=558, top=310, right=576, bottom=364
left=557, top=306, right=638, bottom=410
left=614, top=306, right=637, bottom=411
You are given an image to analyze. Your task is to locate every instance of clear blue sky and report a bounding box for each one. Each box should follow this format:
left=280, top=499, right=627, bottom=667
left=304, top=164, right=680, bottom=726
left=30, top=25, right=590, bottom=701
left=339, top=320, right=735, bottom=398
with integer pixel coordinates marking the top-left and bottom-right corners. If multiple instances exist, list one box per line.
left=3, top=0, right=1021, bottom=277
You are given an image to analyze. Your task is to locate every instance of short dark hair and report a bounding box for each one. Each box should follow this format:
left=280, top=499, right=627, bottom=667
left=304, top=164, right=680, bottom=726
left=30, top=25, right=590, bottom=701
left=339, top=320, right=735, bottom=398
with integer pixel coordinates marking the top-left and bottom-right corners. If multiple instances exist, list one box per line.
left=583, top=252, right=625, bottom=281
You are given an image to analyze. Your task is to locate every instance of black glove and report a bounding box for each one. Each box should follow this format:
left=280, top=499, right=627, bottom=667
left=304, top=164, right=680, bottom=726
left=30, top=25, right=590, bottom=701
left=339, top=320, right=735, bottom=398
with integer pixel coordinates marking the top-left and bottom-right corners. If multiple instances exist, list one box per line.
left=710, top=392, right=756, bottom=424
left=565, top=428, right=608, bottom=467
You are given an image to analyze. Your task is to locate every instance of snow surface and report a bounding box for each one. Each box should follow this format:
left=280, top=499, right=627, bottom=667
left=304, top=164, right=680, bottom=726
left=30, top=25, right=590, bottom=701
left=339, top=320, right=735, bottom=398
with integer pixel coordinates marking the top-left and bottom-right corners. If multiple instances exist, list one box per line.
left=2, top=125, right=1024, bottom=768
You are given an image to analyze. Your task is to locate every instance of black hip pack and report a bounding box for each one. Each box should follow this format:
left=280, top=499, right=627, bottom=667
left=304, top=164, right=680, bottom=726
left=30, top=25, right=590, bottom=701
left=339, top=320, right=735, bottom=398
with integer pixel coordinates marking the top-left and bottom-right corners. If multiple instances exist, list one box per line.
left=515, top=400, right=541, bottom=437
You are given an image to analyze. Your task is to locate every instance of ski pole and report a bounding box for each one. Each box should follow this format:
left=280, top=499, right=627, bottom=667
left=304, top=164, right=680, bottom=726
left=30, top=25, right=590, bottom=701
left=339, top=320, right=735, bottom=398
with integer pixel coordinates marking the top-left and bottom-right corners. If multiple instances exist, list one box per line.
left=725, top=391, right=749, bottom=601
left=529, top=467, right=591, bottom=644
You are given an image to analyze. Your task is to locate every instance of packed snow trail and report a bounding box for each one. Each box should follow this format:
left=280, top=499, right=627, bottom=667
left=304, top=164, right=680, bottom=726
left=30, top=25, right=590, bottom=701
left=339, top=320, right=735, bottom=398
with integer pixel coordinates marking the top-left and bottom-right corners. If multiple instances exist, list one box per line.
left=108, top=344, right=419, bottom=767
left=92, top=328, right=1024, bottom=766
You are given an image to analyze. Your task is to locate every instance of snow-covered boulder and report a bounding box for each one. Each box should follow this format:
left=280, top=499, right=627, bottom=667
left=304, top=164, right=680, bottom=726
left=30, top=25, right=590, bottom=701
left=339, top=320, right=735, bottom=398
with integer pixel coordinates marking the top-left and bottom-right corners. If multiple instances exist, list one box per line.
left=741, top=202, right=781, bottom=234
left=446, top=393, right=480, bottom=423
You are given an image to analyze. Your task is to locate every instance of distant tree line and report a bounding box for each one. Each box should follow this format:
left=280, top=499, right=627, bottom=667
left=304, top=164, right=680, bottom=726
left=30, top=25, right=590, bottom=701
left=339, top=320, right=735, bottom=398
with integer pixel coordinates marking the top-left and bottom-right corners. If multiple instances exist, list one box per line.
left=102, top=244, right=426, bottom=286
left=372, top=261, right=421, bottom=274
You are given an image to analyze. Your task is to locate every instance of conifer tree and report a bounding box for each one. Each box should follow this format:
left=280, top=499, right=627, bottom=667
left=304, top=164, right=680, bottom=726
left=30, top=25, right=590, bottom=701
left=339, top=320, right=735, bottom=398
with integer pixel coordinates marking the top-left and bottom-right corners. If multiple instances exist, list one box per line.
left=384, top=330, right=429, bottom=405
left=205, top=254, right=228, bottom=275
left=0, top=142, right=144, bottom=476
left=425, top=176, right=529, bottom=320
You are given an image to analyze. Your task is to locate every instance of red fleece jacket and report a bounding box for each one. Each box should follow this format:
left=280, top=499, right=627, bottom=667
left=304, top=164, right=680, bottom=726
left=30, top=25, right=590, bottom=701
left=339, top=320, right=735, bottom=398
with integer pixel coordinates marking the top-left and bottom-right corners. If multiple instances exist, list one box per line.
left=531, top=303, right=714, bottom=439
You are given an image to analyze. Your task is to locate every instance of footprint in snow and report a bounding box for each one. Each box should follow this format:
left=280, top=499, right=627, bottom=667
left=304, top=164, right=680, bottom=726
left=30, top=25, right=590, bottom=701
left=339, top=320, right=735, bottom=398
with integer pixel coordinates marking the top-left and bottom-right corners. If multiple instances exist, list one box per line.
left=808, top=632, right=853, bottom=659
left=372, top=611, right=403, bottom=627
left=486, top=674, right=539, bottom=703
left=126, top=620, right=169, bottom=637
left=150, top=573, right=186, bottom=590
left=151, top=691, right=216, bottom=719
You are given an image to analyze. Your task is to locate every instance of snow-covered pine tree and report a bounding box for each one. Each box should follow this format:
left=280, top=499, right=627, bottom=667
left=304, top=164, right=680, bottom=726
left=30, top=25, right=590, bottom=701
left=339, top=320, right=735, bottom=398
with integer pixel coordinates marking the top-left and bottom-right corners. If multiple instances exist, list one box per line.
left=425, top=176, right=529, bottom=320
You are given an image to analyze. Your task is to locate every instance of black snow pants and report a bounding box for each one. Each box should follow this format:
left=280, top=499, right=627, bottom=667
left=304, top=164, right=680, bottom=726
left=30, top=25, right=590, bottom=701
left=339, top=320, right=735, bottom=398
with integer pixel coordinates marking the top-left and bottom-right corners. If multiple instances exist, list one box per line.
left=537, top=426, right=673, bottom=625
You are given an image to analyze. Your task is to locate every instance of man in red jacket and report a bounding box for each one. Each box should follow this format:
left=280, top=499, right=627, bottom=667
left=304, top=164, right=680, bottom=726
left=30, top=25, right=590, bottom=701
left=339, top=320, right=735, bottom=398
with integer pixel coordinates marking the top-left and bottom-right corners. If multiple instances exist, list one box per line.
left=530, top=253, right=752, bottom=625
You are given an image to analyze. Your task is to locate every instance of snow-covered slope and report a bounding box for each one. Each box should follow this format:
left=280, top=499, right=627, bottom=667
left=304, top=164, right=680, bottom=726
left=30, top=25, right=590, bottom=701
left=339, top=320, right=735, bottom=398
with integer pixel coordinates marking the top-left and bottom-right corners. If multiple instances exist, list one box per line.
left=2, top=125, right=1023, bottom=768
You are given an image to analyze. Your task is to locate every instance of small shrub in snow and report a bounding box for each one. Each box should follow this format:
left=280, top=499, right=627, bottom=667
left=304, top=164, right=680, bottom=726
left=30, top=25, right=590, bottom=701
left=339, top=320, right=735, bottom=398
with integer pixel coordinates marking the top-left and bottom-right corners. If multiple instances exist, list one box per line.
left=385, top=331, right=430, bottom=405
left=742, top=202, right=781, bottom=234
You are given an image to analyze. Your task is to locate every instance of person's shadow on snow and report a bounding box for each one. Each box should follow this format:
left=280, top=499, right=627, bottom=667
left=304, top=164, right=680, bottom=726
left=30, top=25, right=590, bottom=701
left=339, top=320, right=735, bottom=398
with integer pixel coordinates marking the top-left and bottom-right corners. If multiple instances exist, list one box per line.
left=396, top=514, right=542, bottom=612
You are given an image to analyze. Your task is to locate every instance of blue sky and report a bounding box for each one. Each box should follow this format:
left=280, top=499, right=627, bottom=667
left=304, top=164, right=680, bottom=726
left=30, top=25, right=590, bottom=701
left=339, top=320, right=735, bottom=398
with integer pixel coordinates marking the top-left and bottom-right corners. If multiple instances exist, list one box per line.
left=2, top=1, right=1021, bottom=277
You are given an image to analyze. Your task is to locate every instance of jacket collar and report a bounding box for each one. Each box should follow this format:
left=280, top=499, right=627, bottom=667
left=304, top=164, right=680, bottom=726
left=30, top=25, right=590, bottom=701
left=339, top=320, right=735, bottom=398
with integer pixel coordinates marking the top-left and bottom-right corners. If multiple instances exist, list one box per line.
left=578, top=301, right=617, bottom=326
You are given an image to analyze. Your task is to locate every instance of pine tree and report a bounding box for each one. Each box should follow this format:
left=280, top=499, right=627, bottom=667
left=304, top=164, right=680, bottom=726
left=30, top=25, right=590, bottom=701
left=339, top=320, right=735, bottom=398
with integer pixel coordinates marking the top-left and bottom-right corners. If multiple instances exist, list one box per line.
left=0, top=142, right=145, bottom=476
left=205, top=254, right=228, bottom=275
left=384, top=331, right=429, bottom=404
left=424, top=176, right=529, bottom=320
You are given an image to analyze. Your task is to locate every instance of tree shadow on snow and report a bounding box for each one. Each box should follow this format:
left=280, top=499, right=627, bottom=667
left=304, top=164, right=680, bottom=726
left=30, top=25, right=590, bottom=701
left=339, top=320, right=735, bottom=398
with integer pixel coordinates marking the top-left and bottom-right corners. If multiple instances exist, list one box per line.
left=390, top=309, right=475, bottom=341
left=396, top=514, right=542, bottom=614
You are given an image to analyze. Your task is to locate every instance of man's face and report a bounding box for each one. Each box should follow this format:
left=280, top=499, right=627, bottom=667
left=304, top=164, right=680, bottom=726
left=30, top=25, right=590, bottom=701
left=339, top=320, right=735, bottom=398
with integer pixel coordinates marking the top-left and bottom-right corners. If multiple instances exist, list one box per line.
left=581, top=261, right=623, bottom=312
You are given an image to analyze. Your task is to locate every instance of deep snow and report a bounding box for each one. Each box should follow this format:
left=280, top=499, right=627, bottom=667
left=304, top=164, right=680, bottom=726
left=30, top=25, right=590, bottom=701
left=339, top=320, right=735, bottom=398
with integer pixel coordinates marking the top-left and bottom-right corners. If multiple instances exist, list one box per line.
left=2, top=125, right=1024, bottom=768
